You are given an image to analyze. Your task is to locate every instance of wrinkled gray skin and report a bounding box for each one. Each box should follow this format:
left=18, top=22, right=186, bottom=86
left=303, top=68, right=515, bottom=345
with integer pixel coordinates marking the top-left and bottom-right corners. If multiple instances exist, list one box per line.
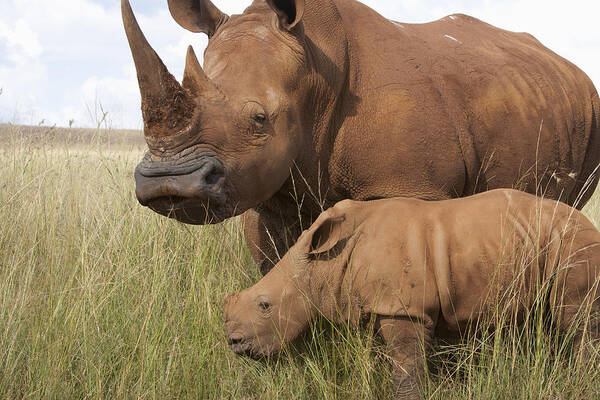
left=123, top=0, right=600, bottom=275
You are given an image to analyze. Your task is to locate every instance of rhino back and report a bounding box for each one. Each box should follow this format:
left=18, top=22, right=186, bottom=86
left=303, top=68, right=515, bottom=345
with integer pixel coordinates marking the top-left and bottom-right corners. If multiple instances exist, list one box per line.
left=326, top=1, right=598, bottom=205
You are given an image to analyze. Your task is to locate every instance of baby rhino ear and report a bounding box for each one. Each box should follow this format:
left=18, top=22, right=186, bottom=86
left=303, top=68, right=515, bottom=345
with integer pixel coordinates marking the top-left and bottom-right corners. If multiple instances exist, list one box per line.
left=307, top=210, right=354, bottom=255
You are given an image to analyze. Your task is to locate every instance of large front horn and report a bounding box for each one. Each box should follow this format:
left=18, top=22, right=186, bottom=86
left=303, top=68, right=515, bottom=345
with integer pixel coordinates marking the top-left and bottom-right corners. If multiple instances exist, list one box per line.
left=122, top=0, right=194, bottom=137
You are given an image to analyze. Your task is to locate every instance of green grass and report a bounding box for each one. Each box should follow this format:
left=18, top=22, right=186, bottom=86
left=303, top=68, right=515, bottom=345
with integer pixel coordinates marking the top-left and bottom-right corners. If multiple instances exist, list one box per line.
left=0, top=125, right=599, bottom=399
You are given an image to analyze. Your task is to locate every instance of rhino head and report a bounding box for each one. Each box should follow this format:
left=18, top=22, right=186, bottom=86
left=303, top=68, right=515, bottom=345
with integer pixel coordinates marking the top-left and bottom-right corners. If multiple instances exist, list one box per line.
left=122, top=0, right=314, bottom=224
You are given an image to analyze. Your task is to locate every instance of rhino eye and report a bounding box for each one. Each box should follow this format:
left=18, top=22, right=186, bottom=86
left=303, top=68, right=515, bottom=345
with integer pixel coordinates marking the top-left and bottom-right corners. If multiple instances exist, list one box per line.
left=252, top=114, right=266, bottom=127
left=258, top=301, right=271, bottom=311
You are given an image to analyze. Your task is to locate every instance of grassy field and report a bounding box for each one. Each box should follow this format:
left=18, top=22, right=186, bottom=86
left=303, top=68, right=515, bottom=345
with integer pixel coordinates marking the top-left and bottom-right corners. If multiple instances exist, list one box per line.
left=0, top=124, right=599, bottom=399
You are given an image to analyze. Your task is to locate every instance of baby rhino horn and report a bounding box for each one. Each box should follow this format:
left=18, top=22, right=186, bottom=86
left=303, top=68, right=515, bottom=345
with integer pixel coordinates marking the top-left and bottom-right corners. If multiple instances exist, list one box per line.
left=223, top=293, right=240, bottom=313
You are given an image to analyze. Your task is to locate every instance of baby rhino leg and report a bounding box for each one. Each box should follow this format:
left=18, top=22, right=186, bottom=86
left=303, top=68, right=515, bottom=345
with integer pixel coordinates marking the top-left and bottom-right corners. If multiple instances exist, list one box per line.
left=560, top=299, right=600, bottom=363
left=569, top=296, right=600, bottom=362
left=377, top=316, right=432, bottom=400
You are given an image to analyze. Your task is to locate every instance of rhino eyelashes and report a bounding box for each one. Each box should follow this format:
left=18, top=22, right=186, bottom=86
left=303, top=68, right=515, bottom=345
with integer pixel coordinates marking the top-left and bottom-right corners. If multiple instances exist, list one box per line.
left=259, top=301, right=272, bottom=311
left=253, top=114, right=267, bottom=127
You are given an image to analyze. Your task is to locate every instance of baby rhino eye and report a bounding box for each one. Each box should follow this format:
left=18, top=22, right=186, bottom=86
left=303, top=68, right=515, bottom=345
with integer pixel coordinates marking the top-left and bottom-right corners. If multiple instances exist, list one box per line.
left=258, top=301, right=271, bottom=311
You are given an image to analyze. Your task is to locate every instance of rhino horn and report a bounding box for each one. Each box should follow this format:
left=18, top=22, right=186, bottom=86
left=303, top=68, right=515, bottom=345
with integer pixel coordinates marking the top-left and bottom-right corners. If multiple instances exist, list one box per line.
left=182, top=45, right=216, bottom=95
left=122, top=0, right=194, bottom=138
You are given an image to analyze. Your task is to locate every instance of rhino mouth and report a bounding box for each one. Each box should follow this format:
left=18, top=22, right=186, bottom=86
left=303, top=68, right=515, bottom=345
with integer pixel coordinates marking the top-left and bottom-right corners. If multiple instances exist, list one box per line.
left=147, top=195, right=232, bottom=225
left=228, top=338, right=274, bottom=360
left=228, top=337, right=254, bottom=357
left=134, top=155, right=234, bottom=225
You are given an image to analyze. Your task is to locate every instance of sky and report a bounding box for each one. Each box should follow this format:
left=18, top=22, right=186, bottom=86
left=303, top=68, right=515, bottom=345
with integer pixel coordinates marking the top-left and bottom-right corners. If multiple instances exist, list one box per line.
left=0, top=0, right=599, bottom=129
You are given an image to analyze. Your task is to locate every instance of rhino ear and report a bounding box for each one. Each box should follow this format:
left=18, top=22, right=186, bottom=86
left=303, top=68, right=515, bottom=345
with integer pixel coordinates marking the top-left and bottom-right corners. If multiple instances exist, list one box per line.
left=307, top=211, right=353, bottom=255
left=265, top=0, right=305, bottom=31
left=168, top=0, right=229, bottom=37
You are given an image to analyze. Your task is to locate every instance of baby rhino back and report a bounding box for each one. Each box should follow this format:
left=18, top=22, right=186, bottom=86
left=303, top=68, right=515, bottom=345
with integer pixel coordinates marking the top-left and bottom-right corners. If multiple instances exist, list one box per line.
left=349, top=189, right=600, bottom=335
left=437, top=190, right=599, bottom=332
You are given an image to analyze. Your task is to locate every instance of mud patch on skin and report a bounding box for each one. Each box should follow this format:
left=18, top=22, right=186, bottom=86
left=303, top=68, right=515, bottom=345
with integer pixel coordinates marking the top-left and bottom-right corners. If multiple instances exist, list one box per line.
left=141, top=64, right=195, bottom=138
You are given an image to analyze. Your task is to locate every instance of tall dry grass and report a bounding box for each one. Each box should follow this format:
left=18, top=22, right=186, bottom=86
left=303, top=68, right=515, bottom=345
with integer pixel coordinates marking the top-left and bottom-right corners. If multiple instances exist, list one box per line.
left=0, top=124, right=598, bottom=399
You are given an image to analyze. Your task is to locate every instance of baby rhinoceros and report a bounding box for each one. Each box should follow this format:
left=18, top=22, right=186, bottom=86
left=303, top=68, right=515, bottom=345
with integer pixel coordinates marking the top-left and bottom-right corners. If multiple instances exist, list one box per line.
left=223, top=189, right=600, bottom=399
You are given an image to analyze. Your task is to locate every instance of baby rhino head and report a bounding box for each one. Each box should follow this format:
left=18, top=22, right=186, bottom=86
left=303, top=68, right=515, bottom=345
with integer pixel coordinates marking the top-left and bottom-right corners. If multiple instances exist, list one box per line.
left=223, top=207, right=354, bottom=358
left=223, top=268, right=310, bottom=358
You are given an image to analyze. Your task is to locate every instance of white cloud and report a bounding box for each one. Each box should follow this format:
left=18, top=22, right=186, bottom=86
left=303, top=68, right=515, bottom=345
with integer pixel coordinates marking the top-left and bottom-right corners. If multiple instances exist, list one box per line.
left=0, top=0, right=598, bottom=129
left=0, top=15, right=47, bottom=124
left=0, top=0, right=122, bottom=126
left=55, top=68, right=142, bottom=129
left=0, top=19, right=43, bottom=60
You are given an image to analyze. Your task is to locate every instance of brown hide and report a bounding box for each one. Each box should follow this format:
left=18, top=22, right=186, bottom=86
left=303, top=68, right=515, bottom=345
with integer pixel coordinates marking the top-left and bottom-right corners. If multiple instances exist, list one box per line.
left=332, top=10, right=600, bottom=203
left=124, top=0, right=600, bottom=273
left=326, top=191, right=600, bottom=329
left=224, top=189, right=600, bottom=398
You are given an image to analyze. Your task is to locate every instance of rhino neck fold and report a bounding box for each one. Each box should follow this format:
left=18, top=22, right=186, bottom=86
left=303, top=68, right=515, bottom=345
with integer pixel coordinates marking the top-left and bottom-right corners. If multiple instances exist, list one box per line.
left=305, top=237, right=359, bottom=323
left=298, top=0, right=353, bottom=165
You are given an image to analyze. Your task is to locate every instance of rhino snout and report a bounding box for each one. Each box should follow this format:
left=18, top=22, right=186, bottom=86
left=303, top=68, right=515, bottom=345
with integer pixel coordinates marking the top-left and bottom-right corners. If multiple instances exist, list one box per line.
left=227, top=333, right=251, bottom=355
left=225, top=321, right=255, bottom=357
left=133, top=156, right=230, bottom=224
left=134, top=155, right=225, bottom=203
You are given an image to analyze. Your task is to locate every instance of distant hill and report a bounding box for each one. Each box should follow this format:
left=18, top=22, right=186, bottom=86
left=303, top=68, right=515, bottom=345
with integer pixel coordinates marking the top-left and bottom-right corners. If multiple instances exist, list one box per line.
left=0, top=124, right=146, bottom=150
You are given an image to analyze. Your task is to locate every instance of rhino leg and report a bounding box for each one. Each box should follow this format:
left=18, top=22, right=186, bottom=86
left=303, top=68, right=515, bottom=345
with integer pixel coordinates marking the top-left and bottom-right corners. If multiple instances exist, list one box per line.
left=549, top=240, right=600, bottom=363
left=556, top=300, right=600, bottom=364
left=575, top=314, right=600, bottom=364
left=377, top=316, right=432, bottom=400
left=241, top=208, right=295, bottom=275
left=561, top=298, right=600, bottom=363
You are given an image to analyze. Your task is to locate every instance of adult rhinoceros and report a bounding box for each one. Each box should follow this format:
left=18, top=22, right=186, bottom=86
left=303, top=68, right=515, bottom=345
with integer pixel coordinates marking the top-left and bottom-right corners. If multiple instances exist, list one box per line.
left=122, top=0, right=600, bottom=274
